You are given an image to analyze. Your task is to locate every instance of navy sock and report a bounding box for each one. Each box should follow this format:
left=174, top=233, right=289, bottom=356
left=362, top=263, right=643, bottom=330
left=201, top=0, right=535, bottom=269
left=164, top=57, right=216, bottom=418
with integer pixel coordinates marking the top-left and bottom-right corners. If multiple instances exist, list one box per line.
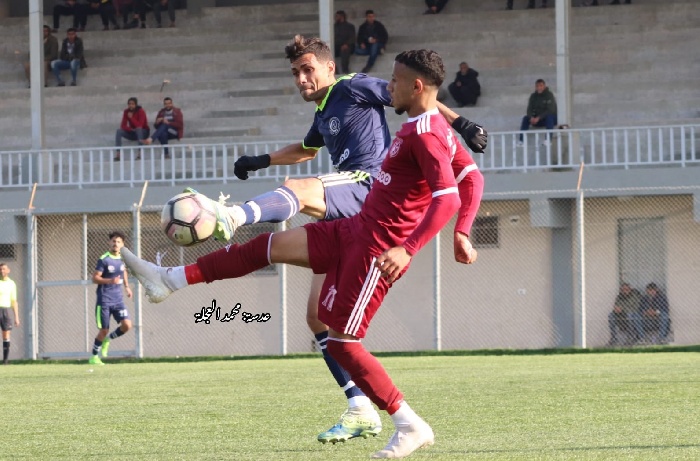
left=315, top=331, right=366, bottom=399
left=3, top=340, right=9, bottom=362
left=109, top=328, right=126, bottom=340
left=91, top=338, right=103, bottom=356
left=241, top=186, right=300, bottom=225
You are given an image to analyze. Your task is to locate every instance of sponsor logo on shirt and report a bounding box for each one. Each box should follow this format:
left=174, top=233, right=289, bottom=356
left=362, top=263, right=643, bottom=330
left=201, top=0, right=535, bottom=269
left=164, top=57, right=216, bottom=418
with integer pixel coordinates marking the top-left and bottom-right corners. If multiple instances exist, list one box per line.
left=376, top=169, right=392, bottom=186
left=329, top=117, right=341, bottom=136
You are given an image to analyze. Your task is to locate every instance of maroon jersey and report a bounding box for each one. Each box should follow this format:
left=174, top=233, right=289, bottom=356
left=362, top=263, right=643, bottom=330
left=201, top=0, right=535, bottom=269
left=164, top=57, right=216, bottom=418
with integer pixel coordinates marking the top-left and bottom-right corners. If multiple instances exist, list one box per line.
left=353, top=108, right=475, bottom=255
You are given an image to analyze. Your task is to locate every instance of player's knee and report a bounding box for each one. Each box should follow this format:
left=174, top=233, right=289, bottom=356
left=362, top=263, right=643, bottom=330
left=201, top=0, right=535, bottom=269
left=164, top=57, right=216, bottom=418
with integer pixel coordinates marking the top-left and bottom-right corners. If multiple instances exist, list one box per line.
left=306, top=309, right=326, bottom=333
left=121, top=320, right=132, bottom=332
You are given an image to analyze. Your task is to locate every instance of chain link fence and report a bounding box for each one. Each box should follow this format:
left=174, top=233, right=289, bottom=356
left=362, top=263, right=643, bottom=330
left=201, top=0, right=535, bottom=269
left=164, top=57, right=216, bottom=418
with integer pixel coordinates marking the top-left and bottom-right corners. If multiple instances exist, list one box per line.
left=2, top=187, right=699, bottom=361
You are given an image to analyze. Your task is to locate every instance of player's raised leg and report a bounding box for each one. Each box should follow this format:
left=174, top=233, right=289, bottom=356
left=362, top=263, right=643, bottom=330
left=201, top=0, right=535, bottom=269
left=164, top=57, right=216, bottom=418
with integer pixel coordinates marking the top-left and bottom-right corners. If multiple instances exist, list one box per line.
left=122, top=227, right=311, bottom=303
left=187, top=175, right=326, bottom=243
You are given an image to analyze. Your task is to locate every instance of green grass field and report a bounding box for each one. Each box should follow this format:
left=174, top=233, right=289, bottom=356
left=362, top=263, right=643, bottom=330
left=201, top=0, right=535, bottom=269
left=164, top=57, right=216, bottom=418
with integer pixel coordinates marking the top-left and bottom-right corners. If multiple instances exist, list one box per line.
left=3, top=350, right=700, bottom=460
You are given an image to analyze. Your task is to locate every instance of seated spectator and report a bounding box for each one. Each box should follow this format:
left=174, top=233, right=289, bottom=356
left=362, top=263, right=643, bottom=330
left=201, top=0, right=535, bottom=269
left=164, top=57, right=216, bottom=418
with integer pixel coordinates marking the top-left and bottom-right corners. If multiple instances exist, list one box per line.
left=333, top=10, right=355, bottom=75
left=355, top=9, right=389, bottom=74
left=121, top=0, right=147, bottom=29
left=635, top=282, right=671, bottom=344
left=51, top=28, right=84, bottom=87
left=23, top=26, right=59, bottom=88
left=153, top=0, right=177, bottom=28
left=517, top=78, right=558, bottom=146
left=114, top=97, right=149, bottom=161
left=87, top=0, right=120, bottom=30
left=448, top=61, right=481, bottom=107
left=424, top=0, right=448, bottom=14
left=609, top=0, right=631, bottom=4
left=52, top=0, right=88, bottom=32
left=506, top=0, right=547, bottom=9
left=607, top=282, right=641, bottom=346
left=143, top=97, right=184, bottom=159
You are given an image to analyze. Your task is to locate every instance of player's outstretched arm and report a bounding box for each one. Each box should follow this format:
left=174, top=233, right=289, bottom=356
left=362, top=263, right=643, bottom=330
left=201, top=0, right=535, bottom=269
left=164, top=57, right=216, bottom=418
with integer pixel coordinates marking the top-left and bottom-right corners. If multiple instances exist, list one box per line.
left=233, top=142, right=319, bottom=180
left=436, top=102, right=488, bottom=154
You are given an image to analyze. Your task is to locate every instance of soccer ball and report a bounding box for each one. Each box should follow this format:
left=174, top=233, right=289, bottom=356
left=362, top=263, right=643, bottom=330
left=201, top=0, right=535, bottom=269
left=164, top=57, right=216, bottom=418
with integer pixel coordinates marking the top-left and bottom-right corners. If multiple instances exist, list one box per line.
left=161, top=192, right=218, bottom=247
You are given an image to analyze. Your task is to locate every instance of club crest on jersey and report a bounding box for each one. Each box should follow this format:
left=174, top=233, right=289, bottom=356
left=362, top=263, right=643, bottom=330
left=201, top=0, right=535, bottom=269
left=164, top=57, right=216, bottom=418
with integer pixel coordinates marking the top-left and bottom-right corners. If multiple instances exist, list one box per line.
left=107, top=265, right=115, bottom=273
left=389, top=139, right=403, bottom=157
left=329, top=117, right=341, bottom=136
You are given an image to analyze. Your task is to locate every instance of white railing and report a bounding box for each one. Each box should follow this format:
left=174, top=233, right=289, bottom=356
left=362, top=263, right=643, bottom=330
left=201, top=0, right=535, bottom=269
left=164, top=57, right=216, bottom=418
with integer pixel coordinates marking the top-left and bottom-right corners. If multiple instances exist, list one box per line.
left=1, top=124, right=698, bottom=189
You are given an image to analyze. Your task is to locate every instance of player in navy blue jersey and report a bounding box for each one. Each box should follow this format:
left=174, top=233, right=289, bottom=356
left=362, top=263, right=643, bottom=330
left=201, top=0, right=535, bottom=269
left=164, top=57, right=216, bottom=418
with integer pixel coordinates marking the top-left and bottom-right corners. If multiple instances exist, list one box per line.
left=185, top=35, right=486, bottom=444
left=125, top=48, right=482, bottom=458
left=89, top=231, right=133, bottom=366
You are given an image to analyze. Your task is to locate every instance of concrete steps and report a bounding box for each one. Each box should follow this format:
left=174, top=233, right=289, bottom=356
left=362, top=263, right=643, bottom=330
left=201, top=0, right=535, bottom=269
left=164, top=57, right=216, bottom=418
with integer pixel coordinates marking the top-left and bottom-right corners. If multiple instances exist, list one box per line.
left=0, top=0, right=697, bottom=149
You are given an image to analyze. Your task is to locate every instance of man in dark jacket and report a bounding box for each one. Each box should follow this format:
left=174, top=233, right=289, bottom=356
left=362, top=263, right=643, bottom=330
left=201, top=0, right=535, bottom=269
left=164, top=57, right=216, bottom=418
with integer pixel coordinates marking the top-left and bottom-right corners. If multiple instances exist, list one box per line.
left=143, top=97, right=184, bottom=159
left=51, top=28, right=84, bottom=86
left=448, top=62, right=481, bottom=107
left=633, top=282, right=671, bottom=344
left=24, top=25, right=59, bottom=88
left=355, top=10, right=389, bottom=73
left=334, top=10, right=356, bottom=75
left=518, top=78, right=557, bottom=145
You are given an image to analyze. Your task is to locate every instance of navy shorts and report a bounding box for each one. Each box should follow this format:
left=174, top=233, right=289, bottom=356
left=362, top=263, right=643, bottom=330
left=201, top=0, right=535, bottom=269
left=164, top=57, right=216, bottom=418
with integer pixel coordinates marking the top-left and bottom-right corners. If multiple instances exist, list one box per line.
left=0, top=308, right=15, bottom=331
left=318, top=171, right=372, bottom=221
left=95, top=303, right=130, bottom=330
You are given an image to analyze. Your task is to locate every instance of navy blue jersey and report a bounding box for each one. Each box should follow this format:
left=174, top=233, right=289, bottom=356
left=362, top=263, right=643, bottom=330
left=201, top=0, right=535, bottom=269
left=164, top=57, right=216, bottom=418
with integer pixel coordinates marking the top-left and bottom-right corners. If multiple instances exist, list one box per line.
left=303, top=74, right=392, bottom=177
left=95, top=252, right=125, bottom=306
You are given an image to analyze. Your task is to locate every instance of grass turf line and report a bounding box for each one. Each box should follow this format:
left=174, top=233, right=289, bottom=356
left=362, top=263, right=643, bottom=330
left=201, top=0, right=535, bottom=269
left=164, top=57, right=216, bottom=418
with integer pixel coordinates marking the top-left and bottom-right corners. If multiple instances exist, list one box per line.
left=2, top=352, right=699, bottom=460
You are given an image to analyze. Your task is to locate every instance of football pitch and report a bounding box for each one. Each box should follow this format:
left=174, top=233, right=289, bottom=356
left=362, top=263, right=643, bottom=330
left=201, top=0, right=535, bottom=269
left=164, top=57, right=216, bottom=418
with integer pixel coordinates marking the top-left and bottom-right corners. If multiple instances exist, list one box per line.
left=3, top=350, right=699, bottom=460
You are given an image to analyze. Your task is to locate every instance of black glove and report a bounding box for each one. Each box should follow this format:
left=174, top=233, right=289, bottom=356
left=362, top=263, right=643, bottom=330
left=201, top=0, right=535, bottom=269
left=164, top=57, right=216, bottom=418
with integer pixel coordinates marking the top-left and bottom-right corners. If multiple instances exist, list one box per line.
left=233, top=154, right=271, bottom=180
left=452, top=116, right=488, bottom=154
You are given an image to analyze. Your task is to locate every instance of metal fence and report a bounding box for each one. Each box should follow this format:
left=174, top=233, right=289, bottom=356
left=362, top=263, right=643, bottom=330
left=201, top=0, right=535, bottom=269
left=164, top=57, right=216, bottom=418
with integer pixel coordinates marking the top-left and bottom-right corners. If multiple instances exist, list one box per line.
left=2, top=185, right=699, bottom=361
left=1, top=124, right=698, bottom=189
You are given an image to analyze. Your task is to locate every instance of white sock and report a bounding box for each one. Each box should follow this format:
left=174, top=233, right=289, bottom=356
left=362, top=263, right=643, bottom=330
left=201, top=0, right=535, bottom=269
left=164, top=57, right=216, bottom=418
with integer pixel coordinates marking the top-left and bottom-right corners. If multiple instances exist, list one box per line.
left=348, top=395, right=372, bottom=410
left=390, top=401, right=419, bottom=427
left=164, top=266, right=188, bottom=290
left=229, top=205, right=246, bottom=226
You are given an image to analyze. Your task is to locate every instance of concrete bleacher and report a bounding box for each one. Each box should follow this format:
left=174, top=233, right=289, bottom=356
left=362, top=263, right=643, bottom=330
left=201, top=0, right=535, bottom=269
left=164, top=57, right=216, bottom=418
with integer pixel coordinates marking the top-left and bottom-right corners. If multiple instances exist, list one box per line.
left=0, top=0, right=697, bottom=151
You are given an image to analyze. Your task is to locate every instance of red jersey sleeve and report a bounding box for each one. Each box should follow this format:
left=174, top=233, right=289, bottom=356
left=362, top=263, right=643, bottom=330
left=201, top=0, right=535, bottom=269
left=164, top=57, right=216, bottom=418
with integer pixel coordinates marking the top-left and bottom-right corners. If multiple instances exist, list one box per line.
left=402, top=132, right=460, bottom=255
left=452, top=143, right=484, bottom=236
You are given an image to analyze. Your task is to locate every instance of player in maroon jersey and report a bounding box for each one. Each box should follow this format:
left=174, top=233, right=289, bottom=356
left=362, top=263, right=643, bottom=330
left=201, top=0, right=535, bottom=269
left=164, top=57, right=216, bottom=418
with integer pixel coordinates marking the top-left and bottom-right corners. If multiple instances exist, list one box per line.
left=122, top=49, right=483, bottom=459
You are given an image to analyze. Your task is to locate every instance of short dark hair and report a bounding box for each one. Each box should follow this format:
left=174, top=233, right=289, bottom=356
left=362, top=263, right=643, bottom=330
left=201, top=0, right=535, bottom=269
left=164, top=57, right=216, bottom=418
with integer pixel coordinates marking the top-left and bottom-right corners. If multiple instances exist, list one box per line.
left=366, top=9, right=374, bottom=15
left=536, top=78, right=546, bottom=85
left=284, top=35, right=333, bottom=64
left=646, top=282, right=659, bottom=291
left=336, top=10, right=346, bottom=19
left=164, top=97, right=172, bottom=103
left=67, top=27, right=76, bottom=33
left=128, top=97, right=138, bottom=105
left=43, top=25, right=51, bottom=31
left=394, top=49, right=445, bottom=88
left=109, top=231, right=126, bottom=242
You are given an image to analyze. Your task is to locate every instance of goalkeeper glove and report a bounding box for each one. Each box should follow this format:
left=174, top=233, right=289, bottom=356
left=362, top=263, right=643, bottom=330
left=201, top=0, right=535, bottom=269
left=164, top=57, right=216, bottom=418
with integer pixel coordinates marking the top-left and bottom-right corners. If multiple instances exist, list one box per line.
left=452, top=116, right=488, bottom=154
left=233, top=154, right=271, bottom=180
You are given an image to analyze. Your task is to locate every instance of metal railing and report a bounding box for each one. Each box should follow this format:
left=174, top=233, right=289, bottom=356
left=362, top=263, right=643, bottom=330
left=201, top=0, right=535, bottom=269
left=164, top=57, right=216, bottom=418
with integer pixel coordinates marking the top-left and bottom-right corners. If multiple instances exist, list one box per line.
left=1, top=124, right=698, bottom=189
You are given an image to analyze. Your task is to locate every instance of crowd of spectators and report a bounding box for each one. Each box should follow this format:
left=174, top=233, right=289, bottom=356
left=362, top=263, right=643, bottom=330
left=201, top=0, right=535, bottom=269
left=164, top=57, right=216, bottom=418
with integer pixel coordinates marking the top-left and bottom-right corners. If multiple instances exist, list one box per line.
left=52, top=0, right=179, bottom=32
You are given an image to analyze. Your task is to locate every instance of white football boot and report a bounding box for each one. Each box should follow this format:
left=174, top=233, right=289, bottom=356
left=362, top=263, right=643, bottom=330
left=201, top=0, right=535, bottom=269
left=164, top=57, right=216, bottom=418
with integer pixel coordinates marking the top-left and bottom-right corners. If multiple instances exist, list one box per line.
left=371, top=417, right=434, bottom=459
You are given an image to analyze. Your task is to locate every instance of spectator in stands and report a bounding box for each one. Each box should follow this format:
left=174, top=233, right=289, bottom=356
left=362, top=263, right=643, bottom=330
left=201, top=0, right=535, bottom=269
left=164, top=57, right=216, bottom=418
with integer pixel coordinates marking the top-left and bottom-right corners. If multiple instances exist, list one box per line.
left=87, top=0, right=120, bottom=30
left=333, top=10, right=355, bottom=75
left=355, top=10, right=389, bottom=74
left=610, top=0, right=631, bottom=4
left=448, top=61, right=481, bottom=107
left=153, top=0, right=177, bottom=28
left=424, top=0, right=449, bottom=14
left=635, top=282, right=671, bottom=344
left=51, top=28, right=84, bottom=87
left=52, top=0, right=86, bottom=32
left=517, top=78, right=557, bottom=146
left=122, top=0, right=147, bottom=29
left=607, top=282, right=642, bottom=346
left=143, top=97, right=184, bottom=159
left=24, top=26, right=59, bottom=88
left=114, top=97, right=149, bottom=161
left=507, top=0, right=547, bottom=9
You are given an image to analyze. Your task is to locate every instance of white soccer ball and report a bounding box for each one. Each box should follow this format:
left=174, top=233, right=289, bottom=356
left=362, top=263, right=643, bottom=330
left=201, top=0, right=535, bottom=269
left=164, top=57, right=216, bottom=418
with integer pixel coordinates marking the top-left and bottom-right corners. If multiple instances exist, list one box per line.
left=161, top=192, right=217, bottom=247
